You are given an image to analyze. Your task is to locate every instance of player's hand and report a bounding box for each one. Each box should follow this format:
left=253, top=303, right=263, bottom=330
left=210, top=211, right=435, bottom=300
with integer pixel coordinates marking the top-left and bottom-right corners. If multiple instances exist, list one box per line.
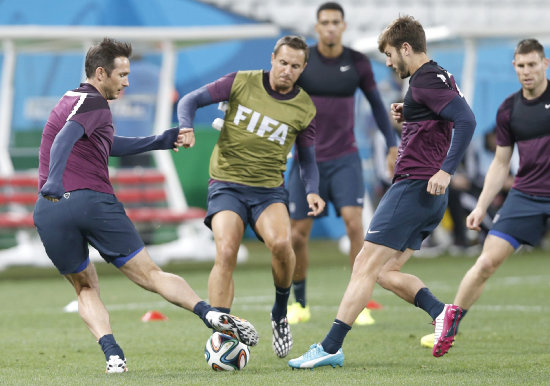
left=40, top=180, right=64, bottom=202
left=427, top=170, right=451, bottom=195
left=466, top=207, right=486, bottom=231
left=386, top=146, right=398, bottom=179
left=390, top=103, right=404, bottom=124
left=173, top=128, right=195, bottom=151
left=306, top=193, right=325, bottom=216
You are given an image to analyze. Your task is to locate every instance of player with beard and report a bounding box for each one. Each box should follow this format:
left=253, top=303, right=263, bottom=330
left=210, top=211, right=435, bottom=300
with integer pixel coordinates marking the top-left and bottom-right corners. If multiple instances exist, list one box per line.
left=287, top=1, right=397, bottom=327
left=34, top=38, right=259, bottom=374
left=288, top=16, right=476, bottom=369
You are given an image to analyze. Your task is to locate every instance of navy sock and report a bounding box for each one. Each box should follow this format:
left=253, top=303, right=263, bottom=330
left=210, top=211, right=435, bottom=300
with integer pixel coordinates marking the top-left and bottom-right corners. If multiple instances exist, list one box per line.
left=321, top=319, right=351, bottom=354
left=293, top=280, right=307, bottom=307
left=98, top=334, right=125, bottom=361
left=457, top=309, right=468, bottom=333
left=414, top=287, right=445, bottom=320
left=193, top=300, right=214, bottom=328
left=215, top=307, right=231, bottom=314
left=271, top=285, right=291, bottom=321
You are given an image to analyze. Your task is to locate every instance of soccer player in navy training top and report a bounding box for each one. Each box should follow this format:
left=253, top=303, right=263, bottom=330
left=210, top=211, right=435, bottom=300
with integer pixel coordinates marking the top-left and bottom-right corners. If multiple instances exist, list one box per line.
left=287, top=1, right=398, bottom=327
left=33, top=38, right=258, bottom=374
left=288, top=16, right=476, bottom=369
left=430, top=38, right=550, bottom=356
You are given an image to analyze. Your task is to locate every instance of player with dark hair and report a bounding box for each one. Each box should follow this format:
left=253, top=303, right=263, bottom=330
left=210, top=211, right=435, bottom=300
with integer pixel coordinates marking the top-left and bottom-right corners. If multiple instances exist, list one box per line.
left=177, top=35, right=325, bottom=359
left=288, top=16, right=476, bottom=368
left=33, top=37, right=258, bottom=374
left=287, top=1, right=397, bottom=326
left=431, top=38, right=550, bottom=356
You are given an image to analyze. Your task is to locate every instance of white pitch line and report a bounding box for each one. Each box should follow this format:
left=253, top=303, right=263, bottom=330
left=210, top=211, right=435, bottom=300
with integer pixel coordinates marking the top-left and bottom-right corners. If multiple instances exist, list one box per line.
left=468, top=304, right=549, bottom=312
left=236, top=304, right=550, bottom=313
left=106, top=301, right=173, bottom=311
left=414, top=274, right=550, bottom=293
left=74, top=275, right=550, bottom=313
left=95, top=301, right=550, bottom=314
left=495, top=275, right=550, bottom=286
left=63, top=295, right=275, bottom=313
left=61, top=285, right=550, bottom=313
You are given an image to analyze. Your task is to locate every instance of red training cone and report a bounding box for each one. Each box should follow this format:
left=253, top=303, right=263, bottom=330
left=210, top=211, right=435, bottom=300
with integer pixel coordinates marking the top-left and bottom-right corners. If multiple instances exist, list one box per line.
left=366, top=300, right=383, bottom=310
left=141, top=310, right=168, bottom=322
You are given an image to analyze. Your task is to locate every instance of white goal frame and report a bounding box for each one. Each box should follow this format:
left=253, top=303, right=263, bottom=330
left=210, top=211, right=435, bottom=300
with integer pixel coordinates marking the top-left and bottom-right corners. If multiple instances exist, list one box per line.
left=0, top=24, right=280, bottom=269
left=352, top=25, right=550, bottom=107
left=0, top=24, right=280, bottom=211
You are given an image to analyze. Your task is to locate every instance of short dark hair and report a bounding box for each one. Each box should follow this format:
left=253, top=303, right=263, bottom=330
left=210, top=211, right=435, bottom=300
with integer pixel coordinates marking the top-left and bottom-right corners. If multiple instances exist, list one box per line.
left=85, top=38, right=132, bottom=78
left=515, top=38, right=546, bottom=59
left=378, top=15, right=426, bottom=54
left=273, top=35, right=309, bottom=63
left=317, top=2, right=344, bottom=19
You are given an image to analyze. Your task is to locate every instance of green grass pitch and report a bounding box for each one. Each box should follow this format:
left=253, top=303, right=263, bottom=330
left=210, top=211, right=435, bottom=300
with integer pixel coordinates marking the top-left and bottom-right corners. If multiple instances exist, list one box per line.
left=0, top=240, right=548, bottom=385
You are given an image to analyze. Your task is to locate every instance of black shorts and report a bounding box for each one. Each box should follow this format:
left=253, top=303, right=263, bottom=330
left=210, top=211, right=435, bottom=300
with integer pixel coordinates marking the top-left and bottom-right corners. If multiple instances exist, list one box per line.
left=490, top=188, right=550, bottom=247
left=365, top=179, right=448, bottom=251
left=287, top=152, right=364, bottom=219
left=33, top=189, right=144, bottom=274
left=204, top=181, right=288, bottom=240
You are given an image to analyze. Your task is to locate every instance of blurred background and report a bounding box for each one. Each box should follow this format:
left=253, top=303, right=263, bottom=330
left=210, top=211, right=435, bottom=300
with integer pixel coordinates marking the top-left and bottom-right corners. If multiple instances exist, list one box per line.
left=1, top=0, right=550, bottom=264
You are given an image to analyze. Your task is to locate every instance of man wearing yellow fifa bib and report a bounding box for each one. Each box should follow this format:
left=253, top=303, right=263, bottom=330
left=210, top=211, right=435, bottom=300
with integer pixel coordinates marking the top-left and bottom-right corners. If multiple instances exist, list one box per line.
left=177, top=36, right=325, bottom=359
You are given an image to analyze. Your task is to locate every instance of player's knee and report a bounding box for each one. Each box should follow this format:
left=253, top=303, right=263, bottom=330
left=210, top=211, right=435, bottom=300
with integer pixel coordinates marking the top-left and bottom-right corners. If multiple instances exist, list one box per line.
left=351, top=252, right=373, bottom=276
left=344, top=218, right=363, bottom=239
left=213, top=256, right=237, bottom=274
left=213, top=244, right=239, bottom=272
left=475, top=254, right=501, bottom=279
left=291, top=228, right=308, bottom=249
left=376, top=268, right=400, bottom=290
left=269, top=237, right=293, bottom=261
left=292, top=230, right=307, bottom=249
left=68, top=271, right=99, bottom=293
left=376, top=270, right=390, bottom=289
left=72, top=281, right=99, bottom=296
left=216, top=240, right=240, bottom=261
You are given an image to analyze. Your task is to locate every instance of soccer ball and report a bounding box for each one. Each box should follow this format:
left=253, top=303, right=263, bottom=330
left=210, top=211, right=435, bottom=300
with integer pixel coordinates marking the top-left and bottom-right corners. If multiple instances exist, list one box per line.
left=204, top=332, right=250, bottom=371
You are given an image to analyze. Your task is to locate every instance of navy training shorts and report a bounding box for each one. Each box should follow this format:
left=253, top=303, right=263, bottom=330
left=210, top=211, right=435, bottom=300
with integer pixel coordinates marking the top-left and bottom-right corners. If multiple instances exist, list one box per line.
left=365, top=179, right=448, bottom=251
left=287, top=152, right=364, bottom=220
left=204, top=181, right=289, bottom=240
left=33, top=189, right=145, bottom=274
left=490, top=188, right=550, bottom=247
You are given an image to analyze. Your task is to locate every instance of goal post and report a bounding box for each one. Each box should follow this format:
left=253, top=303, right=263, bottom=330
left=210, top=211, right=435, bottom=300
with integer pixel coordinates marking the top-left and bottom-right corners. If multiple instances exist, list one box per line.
left=0, top=24, right=280, bottom=211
